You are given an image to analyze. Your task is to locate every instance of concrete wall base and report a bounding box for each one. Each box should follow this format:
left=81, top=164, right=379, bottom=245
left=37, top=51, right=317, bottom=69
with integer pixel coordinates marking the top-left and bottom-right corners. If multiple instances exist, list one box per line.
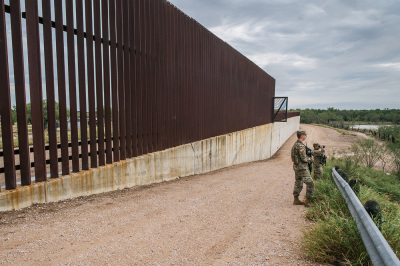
left=0, top=117, right=300, bottom=211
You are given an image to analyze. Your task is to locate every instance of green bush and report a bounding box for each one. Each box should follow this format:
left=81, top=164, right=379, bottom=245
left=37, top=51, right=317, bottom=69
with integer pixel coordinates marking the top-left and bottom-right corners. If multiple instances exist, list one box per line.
left=378, top=125, right=400, bottom=143
left=351, top=139, right=381, bottom=168
left=388, top=143, right=400, bottom=178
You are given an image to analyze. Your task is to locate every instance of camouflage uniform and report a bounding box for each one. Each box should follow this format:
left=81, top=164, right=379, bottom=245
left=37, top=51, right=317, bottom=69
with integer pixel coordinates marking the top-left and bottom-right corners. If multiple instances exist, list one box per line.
left=291, top=140, right=314, bottom=199
left=312, top=144, right=325, bottom=180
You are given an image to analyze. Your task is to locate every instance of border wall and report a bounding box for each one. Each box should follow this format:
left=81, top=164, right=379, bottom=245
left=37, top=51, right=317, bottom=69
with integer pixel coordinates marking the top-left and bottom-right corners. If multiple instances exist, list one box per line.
left=0, top=116, right=299, bottom=211
left=1, top=0, right=275, bottom=190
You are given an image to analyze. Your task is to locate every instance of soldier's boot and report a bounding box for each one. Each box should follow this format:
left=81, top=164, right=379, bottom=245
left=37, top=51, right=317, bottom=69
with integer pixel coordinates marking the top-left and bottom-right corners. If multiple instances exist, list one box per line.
left=293, top=196, right=304, bottom=205
left=304, top=198, right=313, bottom=207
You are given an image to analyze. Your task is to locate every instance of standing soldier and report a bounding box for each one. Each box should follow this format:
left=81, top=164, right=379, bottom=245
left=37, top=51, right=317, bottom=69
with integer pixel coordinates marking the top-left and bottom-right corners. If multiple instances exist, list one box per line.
left=312, top=143, right=325, bottom=180
left=291, top=130, right=314, bottom=207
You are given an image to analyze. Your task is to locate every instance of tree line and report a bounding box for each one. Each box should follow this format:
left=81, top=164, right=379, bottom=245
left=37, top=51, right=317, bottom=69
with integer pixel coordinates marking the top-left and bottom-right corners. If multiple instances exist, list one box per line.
left=11, top=100, right=70, bottom=127
left=291, top=108, right=400, bottom=124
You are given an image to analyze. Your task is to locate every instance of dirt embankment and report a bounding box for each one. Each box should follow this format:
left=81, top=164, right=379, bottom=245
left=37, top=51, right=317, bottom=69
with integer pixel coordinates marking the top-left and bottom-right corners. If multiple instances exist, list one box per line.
left=0, top=124, right=363, bottom=265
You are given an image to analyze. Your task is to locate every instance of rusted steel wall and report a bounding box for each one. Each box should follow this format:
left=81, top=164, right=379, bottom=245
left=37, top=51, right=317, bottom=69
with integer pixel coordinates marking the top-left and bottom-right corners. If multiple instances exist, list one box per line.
left=287, top=112, right=301, bottom=119
left=0, top=0, right=276, bottom=190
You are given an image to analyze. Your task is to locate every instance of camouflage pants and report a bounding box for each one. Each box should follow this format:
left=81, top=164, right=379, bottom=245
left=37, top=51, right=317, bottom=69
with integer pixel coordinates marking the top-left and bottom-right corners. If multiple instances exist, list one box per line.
left=313, top=165, right=323, bottom=180
left=293, top=166, right=314, bottom=199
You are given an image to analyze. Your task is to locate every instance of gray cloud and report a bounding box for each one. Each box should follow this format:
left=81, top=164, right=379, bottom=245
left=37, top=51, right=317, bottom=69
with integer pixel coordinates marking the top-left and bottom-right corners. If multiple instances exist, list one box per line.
left=169, top=0, right=400, bottom=109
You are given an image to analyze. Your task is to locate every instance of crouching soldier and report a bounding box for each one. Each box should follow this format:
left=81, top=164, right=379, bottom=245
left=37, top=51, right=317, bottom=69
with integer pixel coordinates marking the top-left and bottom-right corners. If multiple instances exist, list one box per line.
left=312, top=143, right=325, bottom=180
left=291, top=130, right=314, bottom=207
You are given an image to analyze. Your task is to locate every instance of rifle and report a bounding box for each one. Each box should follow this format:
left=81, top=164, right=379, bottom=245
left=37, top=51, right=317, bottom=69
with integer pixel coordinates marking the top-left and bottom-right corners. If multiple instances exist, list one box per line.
left=322, top=155, right=327, bottom=166
left=305, top=145, right=313, bottom=173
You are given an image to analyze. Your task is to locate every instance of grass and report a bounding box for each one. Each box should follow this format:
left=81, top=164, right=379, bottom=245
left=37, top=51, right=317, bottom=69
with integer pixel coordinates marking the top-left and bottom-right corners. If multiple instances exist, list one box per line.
left=311, top=123, right=356, bottom=136
left=303, top=159, right=400, bottom=265
left=356, top=170, right=400, bottom=203
left=335, top=157, right=400, bottom=204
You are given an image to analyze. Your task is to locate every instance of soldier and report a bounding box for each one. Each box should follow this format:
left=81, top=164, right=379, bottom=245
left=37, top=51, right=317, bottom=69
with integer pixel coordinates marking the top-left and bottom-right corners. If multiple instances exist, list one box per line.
left=291, top=130, right=314, bottom=207
left=312, top=143, right=325, bottom=180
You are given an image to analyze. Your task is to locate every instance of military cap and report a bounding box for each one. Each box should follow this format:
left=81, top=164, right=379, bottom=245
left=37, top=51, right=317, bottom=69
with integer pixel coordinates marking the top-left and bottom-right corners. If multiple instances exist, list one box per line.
left=297, top=130, right=307, bottom=136
left=313, top=143, right=320, bottom=147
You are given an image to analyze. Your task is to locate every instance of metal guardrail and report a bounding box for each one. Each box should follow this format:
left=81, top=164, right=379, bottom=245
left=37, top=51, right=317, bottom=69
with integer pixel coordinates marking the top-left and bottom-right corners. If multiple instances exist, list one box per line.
left=332, top=168, right=400, bottom=266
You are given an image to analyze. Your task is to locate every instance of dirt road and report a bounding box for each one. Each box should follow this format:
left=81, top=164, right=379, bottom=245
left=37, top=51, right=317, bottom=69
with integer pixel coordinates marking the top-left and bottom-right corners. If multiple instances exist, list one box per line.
left=0, top=124, right=362, bottom=265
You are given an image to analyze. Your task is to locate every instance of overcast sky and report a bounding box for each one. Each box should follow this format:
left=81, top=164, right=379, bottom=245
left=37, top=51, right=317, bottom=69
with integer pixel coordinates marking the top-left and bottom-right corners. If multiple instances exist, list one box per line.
left=168, top=0, right=400, bottom=110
